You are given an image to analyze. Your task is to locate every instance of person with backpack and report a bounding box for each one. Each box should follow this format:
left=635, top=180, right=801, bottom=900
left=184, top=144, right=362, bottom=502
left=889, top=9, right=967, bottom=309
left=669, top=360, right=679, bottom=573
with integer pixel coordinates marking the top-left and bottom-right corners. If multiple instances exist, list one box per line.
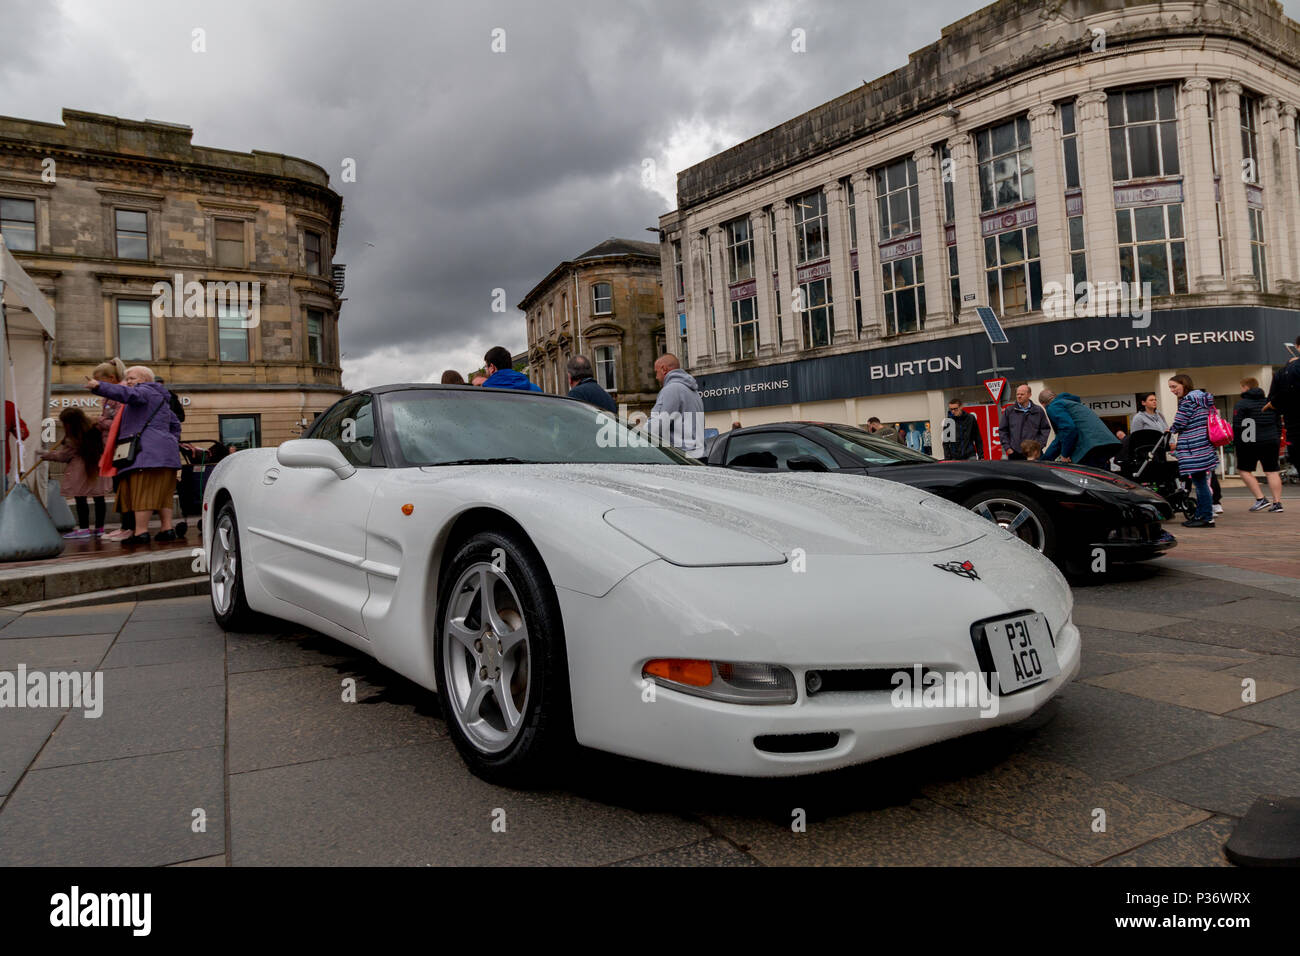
left=1168, top=373, right=1220, bottom=528
left=37, top=408, right=111, bottom=538
left=1233, top=377, right=1283, bottom=513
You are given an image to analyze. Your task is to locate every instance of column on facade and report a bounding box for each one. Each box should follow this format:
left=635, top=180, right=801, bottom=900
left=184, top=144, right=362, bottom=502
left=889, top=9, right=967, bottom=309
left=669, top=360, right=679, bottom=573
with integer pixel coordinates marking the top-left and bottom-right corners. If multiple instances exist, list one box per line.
left=947, top=134, right=983, bottom=316
left=687, top=230, right=711, bottom=366
left=824, top=180, right=854, bottom=344
left=1179, top=78, right=1223, bottom=292
left=1027, top=103, right=1070, bottom=298
left=708, top=225, right=729, bottom=362
left=1260, top=97, right=1294, bottom=291
left=751, top=208, right=778, bottom=357
left=1279, top=105, right=1300, bottom=295
left=658, top=236, right=678, bottom=357
left=912, top=147, right=946, bottom=329
left=772, top=199, right=798, bottom=352
left=1215, top=81, right=1256, bottom=291
left=849, top=169, right=880, bottom=335
left=1076, top=91, right=1120, bottom=286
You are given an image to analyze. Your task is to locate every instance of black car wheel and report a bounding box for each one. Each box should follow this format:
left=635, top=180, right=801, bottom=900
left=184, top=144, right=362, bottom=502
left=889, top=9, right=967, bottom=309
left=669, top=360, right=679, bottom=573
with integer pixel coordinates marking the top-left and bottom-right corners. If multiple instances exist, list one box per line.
left=962, top=488, right=1057, bottom=560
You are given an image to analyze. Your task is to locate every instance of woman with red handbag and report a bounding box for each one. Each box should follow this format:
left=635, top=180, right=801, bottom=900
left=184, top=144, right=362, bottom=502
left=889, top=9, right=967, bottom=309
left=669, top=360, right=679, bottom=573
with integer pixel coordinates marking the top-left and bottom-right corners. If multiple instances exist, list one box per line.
left=1168, top=373, right=1224, bottom=528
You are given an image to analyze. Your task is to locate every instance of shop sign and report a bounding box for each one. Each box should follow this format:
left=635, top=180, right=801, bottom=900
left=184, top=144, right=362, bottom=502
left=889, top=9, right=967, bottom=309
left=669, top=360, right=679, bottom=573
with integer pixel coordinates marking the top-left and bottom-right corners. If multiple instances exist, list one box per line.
left=1081, top=393, right=1137, bottom=415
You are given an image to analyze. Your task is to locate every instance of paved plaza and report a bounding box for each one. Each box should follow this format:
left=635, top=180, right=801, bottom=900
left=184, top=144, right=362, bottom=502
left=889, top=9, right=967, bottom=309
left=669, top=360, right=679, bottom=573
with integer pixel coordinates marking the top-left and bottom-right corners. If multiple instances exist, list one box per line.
left=0, top=504, right=1296, bottom=866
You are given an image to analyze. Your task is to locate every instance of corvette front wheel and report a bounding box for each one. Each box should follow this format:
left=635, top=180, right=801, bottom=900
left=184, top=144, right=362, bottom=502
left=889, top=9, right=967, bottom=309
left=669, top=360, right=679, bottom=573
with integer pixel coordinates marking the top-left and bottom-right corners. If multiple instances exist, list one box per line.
left=435, top=529, right=574, bottom=786
left=210, top=501, right=259, bottom=630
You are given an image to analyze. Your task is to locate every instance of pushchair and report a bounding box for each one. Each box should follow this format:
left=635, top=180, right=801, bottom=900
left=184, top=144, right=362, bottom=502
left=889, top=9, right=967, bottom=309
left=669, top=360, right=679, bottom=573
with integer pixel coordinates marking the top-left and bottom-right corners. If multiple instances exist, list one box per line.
left=1115, top=429, right=1197, bottom=518
left=178, top=440, right=232, bottom=529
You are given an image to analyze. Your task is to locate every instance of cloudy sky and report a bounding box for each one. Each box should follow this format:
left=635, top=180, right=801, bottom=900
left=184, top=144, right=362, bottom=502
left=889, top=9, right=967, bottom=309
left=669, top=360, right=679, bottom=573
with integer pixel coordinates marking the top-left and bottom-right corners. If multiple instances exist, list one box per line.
left=4, top=0, right=1298, bottom=388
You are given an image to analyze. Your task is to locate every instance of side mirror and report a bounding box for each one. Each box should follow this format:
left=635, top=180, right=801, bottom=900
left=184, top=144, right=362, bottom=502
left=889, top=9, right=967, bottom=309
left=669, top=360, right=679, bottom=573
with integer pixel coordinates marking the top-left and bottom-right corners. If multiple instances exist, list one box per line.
left=786, top=455, right=830, bottom=473
left=276, top=439, right=356, bottom=479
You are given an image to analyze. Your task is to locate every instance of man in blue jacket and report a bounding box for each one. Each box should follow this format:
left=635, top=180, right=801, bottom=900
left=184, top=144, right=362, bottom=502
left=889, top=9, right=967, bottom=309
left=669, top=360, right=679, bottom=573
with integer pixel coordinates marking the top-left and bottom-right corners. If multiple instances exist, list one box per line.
left=481, top=346, right=542, bottom=392
left=1040, top=388, right=1120, bottom=468
left=565, top=355, right=617, bottom=413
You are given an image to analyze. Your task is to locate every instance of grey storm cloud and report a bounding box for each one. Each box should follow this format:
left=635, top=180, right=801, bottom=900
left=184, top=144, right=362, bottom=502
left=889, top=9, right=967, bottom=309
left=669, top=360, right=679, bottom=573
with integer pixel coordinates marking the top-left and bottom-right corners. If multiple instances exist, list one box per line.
left=5, top=0, right=1299, bottom=386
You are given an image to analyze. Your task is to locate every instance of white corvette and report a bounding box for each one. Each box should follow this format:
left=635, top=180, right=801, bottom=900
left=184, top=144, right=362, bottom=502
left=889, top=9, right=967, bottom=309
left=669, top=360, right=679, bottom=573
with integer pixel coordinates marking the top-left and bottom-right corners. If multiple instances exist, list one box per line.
left=203, top=385, right=1079, bottom=784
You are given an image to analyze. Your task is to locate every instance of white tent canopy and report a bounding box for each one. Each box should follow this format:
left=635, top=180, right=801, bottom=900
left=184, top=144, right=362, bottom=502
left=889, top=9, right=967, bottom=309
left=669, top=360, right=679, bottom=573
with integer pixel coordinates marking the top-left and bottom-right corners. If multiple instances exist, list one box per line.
left=0, top=233, right=57, bottom=501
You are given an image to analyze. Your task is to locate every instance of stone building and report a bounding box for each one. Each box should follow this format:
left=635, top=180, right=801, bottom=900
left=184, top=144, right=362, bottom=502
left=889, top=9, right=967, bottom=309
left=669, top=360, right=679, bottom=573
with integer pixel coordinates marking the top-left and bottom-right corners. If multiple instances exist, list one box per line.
left=0, top=109, right=345, bottom=450
left=519, top=238, right=665, bottom=411
left=659, top=0, right=1300, bottom=464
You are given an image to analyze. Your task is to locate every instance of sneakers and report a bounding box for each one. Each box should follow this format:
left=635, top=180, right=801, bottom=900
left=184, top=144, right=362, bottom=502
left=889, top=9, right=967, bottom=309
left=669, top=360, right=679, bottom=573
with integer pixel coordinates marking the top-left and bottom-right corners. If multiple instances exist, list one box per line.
left=62, top=528, right=92, bottom=539
left=1270, top=502, right=1284, bottom=513
left=92, top=527, right=105, bottom=537
left=1249, top=498, right=1271, bottom=512
left=1182, top=518, right=1216, bottom=528
left=1213, top=503, right=1224, bottom=515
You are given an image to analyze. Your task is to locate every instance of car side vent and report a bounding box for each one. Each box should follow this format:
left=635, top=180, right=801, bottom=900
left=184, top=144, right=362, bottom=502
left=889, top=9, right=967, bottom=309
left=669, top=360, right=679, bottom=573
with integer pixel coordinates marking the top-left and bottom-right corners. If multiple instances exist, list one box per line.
left=754, top=732, right=840, bottom=754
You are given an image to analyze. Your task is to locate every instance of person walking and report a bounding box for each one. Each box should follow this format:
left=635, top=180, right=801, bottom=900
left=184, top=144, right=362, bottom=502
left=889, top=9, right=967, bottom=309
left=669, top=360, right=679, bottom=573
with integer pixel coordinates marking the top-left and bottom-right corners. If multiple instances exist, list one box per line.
left=86, top=365, right=183, bottom=545
left=1265, top=334, right=1300, bottom=462
left=648, top=353, right=705, bottom=458
left=38, top=408, right=111, bottom=538
left=1233, top=377, right=1284, bottom=513
left=1131, top=392, right=1168, bottom=433
left=942, top=400, right=983, bottom=460
left=481, top=347, right=542, bottom=391
left=998, top=384, right=1051, bottom=459
left=1040, top=388, right=1121, bottom=468
left=565, top=355, right=616, bottom=413
left=1168, top=373, right=1218, bottom=528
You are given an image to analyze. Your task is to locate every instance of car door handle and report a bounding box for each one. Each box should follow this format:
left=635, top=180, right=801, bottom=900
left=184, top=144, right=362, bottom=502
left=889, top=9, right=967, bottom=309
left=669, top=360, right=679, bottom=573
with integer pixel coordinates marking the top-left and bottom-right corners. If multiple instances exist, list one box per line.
left=263, top=467, right=280, bottom=484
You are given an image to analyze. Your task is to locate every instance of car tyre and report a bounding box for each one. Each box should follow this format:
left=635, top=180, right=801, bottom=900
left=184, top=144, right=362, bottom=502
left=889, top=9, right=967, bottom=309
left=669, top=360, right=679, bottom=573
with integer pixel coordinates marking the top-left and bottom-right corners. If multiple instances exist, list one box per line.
left=962, top=487, right=1058, bottom=562
left=435, top=528, right=575, bottom=787
left=209, top=501, right=260, bottom=630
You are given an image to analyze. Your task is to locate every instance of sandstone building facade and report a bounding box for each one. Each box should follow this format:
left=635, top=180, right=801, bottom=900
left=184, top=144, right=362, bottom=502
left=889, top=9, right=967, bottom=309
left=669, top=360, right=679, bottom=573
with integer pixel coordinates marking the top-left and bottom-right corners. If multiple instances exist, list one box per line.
left=0, top=109, right=345, bottom=450
left=659, top=0, right=1300, bottom=464
left=520, top=238, right=665, bottom=411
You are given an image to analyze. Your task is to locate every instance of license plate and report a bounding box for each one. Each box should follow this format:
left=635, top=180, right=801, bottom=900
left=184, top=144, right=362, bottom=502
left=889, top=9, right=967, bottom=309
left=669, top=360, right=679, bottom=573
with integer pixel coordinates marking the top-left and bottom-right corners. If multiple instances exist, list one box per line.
left=983, top=613, right=1060, bottom=693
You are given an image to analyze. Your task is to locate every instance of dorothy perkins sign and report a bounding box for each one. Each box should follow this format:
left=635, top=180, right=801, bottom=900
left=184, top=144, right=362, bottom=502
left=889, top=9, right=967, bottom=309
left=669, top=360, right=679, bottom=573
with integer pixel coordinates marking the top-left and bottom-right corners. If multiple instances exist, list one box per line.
left=694, top=307, right=1298, bottom=411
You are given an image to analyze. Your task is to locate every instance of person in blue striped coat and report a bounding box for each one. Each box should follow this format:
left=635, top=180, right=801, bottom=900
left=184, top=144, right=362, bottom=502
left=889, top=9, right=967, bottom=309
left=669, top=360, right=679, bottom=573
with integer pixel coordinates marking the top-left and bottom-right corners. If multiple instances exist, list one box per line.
left=1168, top=373, right=1218, bottom=528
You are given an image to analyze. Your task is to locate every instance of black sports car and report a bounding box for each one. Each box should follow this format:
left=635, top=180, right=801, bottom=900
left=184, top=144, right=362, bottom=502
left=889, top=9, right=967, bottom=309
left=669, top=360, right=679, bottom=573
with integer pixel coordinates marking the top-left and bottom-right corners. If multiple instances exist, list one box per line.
left=706, top=422, right=1176, bottom=573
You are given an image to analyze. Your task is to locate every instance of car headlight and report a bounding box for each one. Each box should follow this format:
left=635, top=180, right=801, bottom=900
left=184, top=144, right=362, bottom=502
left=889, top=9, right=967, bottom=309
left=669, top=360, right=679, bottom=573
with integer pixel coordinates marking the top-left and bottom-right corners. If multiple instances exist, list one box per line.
left=1048, top=465, right=1136, bottom=491
left=643, top=658, right=797, bottom=704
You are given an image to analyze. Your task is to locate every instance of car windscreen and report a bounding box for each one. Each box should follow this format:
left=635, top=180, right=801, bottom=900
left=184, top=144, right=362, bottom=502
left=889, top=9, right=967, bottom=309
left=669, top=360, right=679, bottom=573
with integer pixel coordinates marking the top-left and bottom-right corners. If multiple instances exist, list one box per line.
left=819, top=424, right=936, bottom=465
left=380, top=389, right=700, bottom=466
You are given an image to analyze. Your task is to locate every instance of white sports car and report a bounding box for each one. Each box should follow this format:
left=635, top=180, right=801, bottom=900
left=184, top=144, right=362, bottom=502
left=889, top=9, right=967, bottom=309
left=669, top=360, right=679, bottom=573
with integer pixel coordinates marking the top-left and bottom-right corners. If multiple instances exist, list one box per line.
left=203, top=385, right=1080, bottom=784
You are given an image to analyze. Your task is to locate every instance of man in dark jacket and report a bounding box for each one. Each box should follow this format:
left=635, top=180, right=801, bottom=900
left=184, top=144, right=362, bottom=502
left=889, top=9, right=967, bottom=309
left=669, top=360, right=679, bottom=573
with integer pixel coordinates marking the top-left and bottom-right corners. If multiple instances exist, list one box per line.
left=1266, top=334, right=1300, bottom=459
left=998, top=384, right=1050, bottom=459
left=1235, top=377, right=1283, bottom=512
left=481, top=346, right=542, bottom=392
left=565, top=355, right=617, bottom=413
left=942, top=400, right=983, bottom=460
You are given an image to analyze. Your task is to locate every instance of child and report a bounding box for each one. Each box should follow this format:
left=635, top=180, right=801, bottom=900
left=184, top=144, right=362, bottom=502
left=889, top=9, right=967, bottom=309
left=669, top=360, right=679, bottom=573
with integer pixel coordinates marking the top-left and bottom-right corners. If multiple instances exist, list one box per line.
left=1020, top=439, right=1043, bottom=461
left=91, top=359, right=136, bottom=541
left=38, top=407, right=112, bottom=538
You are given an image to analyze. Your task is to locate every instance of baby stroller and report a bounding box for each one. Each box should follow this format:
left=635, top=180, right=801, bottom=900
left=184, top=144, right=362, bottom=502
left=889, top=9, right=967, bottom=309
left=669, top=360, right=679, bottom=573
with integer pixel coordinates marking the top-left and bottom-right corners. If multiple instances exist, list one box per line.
left=1115, top=429, right=1197, bottom=518
left=178, top=440, right=232, bottom=531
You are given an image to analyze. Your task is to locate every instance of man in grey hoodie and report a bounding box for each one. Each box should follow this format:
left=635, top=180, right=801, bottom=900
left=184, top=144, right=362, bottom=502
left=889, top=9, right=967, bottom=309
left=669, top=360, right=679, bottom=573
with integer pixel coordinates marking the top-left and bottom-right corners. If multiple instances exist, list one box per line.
left=649, top=353, right=705, bottom=458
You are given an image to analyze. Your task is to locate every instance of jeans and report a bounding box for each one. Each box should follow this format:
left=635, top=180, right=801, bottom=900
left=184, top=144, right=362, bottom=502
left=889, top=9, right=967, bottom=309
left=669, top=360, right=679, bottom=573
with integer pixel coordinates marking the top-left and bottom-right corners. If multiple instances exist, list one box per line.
left=1190, top=469, right=1214, bottom=521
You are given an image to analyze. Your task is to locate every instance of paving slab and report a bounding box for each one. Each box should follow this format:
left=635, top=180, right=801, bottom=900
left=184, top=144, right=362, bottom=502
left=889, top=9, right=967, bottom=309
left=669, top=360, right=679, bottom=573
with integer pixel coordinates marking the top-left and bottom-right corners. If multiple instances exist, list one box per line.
left=1225, top=655, right=1300, bottom=687
left=0, top=746, right=225, bottom=866
left=100, top=635, right=224, bottom=669
left=33, top=684, right=225, bottom=770
left=227, top=662, right=444, bottom=773
left=0, top=609, right=129, bottom=639
left=126, top=596, right=213, bottom=622
left=228, top=740, right=710, bottom=866
left=1226, top=689, right=1300, bottom=731
left=921, top=754, right=1211, bottom=865
left=0, top=706, right=65, bottom=798
left=1192, top=597, right=1300, bottom=629
left=1081, top=582, right=1272, bottom=617
left=94, top=657, right=226, bottom=697
left=609, top=838, right=759, bottom=867
left=115, top=617, right=226, bottom=643
left=1147, top=618, right=1300, bottom=656
left=1101, top=816, right=1236, bottom=867
left=225, top=629, right=359, bottom=674
left=1079, top=627, right=1259, bottom=670
left=1071, top=605, right=1191, bottom=633
left=1127, top=729, right=1300, bottom=817
left=1084, top=662, right=1293, bottom=715
left=169, top=854, right=228, bottom=866
left=0, top=633, right=116, bottom=670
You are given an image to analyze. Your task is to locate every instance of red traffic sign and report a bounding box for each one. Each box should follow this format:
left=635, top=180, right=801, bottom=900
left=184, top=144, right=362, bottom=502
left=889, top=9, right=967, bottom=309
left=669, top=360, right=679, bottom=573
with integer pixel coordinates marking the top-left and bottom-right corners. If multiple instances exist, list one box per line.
left=984, top=377, right=1008, bottom=404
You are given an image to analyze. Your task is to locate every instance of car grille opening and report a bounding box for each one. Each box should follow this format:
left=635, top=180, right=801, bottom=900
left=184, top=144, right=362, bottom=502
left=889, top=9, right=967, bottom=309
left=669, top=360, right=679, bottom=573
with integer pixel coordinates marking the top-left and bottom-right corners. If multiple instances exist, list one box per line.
left=754, top=732, right=840, bottom=754
left=805, top=667, right=942, bottom=697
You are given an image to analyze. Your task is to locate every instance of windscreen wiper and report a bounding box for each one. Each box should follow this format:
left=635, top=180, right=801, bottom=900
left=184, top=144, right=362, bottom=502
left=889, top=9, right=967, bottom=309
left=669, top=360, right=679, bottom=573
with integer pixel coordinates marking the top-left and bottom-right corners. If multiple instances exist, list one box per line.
left=432, top=457, right=534, bottom=466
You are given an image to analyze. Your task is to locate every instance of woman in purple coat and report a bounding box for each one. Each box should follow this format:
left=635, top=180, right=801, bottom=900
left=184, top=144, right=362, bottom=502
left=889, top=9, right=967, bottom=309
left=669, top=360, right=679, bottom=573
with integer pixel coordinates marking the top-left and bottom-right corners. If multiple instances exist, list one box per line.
left=85, top=365, right=182, bottom=545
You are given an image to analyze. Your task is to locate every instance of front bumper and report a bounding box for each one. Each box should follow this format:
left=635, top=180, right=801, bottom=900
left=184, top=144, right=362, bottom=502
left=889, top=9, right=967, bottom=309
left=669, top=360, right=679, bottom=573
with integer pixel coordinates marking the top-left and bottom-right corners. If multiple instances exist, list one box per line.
left=559, top=549, right=1079, bottom=777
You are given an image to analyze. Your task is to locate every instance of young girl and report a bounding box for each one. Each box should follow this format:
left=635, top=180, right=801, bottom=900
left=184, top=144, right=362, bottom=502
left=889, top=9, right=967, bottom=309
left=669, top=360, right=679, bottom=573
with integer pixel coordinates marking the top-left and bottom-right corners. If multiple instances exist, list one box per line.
left=39, top=407, right=111, bottom=538
left=91, top=358, right=137, bottom=542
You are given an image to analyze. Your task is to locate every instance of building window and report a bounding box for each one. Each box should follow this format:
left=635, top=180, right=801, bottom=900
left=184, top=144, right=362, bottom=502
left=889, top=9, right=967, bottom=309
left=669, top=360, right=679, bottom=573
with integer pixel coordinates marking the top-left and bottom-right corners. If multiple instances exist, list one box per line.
left=769, top=208, right=782, bottom=346
left=941, top=145, right=955, bottom=224
left=792, top=190, right=828, bottom=264
left=984, top=225, right=1042, bottom=316
left=306, top=309, right=325, bottom=364
left=1068, top=214, right=1088, bottom=291
left=847, top=179, right=859, bottom=248
left=304, top=230, right=322, bottom=275
left=549, top=302, right=555, bottom=331
left=731, top=296, right=758, bottom=359
left=217, top=303, right=250, bottom=362
left=1108, top=85, right=1180, bottom=181
left=1240, top=92, right=1261, bottom=183
left=214, top=218, right=244, bottom=268
left=726, top=217, right=754, bottom=283
left=853, top=270, right=863, bottom=336
left=592, top=282, right=612, bottom=314
left=677, top=312, right=688, bottom=366
left=529, top=317, right=536, bottom=342
left=115, top=209, right=148, bottom=259
left=672, top=240, right=684, bottom=298
left=0, top=197, right=36, bottom=251
left=116, top=300, right=153, bottom=359
left=875, top=158, right=920, bottom=240
left=1116, top=205, right=1188, bottom=296
left=561, top=292, right=569, bottom=326
left=977, top=116, right=1035, bottom=212
left=1249, top=207, right=1267, bottom=291
left=219, top=414, right=261, bottom=451
left=882, top=254, right=925, bottom=335
left=1060, top=102, right=1081, bottom=190
left=948, top=244, right=961, bottom=321
left=799, top=277, right=833, bottom=348
left=594, top=346, right=617, bottom=390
